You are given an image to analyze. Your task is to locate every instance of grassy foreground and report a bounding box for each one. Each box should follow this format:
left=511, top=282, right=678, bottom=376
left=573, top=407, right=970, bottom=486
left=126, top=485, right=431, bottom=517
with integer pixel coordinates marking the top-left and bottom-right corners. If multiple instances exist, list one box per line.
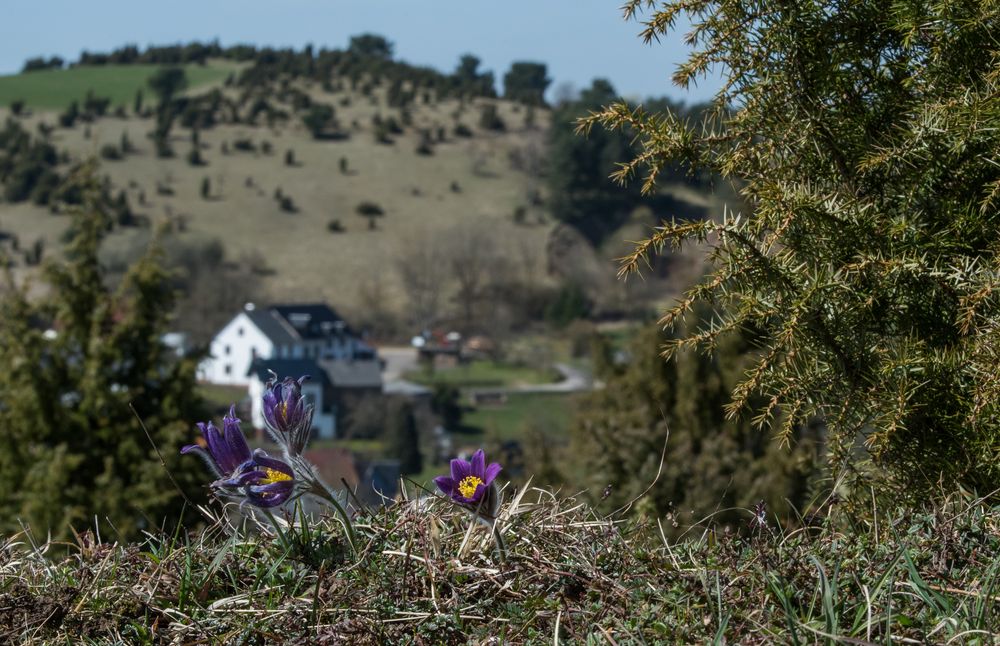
left=2, top=488, right=1000, bottom=643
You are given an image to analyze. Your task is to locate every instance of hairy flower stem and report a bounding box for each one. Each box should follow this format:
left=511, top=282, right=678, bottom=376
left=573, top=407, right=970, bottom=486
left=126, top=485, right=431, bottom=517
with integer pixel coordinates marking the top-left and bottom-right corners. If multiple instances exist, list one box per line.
left=490, top=518, right=508, bottom=563
left=307, top=478, right=358, bottom=555
left=470, top=511, right=507, bottom=564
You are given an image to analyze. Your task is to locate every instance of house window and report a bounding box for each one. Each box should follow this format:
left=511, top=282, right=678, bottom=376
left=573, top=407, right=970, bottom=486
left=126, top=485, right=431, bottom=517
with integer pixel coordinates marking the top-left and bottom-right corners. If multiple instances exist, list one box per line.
left=224, top=364, right=232, bottom=375
left=237, top=327, right=244, bottom=337
left=224, top=345, right=231, bottom=355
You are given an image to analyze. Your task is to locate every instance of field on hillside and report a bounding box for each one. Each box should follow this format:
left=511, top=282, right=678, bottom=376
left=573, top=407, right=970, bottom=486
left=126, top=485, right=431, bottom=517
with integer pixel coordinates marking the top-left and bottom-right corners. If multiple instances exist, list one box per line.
left=0, top=85, right=556, bottom=320
left=0, top=63, right=238, bottom=109
left=0, top=67, right=714, bottom=334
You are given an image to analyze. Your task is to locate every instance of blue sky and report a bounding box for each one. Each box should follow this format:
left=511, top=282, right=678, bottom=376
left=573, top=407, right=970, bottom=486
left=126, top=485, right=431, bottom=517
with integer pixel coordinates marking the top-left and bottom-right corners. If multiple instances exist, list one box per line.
left=0, top=0, right=722, bottom=103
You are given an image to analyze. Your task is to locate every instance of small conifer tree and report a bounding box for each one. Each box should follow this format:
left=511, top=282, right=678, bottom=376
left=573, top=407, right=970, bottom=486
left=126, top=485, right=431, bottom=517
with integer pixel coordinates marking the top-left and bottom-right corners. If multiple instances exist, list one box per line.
left=0, top=164, right=206, bottom=540
left=586, top=1, right=1000, bottom=495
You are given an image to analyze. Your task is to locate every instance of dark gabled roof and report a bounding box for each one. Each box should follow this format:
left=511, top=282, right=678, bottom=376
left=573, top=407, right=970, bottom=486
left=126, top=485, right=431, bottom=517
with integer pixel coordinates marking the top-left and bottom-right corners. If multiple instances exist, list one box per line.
left=250, top=358, right=382, bottom=390
left=317, top=359, right=383, bottom=389
left=247, top=358, right=330, bottom=385
left=270, top=303, right=354, bottom=340
left=244, top=308, right=299, bottom=345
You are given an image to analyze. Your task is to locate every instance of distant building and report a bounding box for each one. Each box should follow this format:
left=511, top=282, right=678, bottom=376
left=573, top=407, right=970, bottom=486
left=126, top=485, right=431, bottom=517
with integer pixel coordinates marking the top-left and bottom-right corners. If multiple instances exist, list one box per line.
left=247, top=356, right=383, bottom=440
left=303, top=446, right=400, bottom=506
left=198, top=302, right=375, bottom=386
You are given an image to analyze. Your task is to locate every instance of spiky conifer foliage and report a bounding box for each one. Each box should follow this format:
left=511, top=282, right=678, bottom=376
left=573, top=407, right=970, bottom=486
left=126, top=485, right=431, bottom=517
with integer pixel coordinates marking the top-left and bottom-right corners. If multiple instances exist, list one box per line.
left=572, top=319, right=821, bottom=533
left=583, top=1, right=1000, bottom=495
left=0, top=163, right=206, bottom=540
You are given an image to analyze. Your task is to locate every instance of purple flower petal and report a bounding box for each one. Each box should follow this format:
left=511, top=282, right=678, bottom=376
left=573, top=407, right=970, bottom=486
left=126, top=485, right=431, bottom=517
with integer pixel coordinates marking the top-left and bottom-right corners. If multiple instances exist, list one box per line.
left=198, top=422, right=224, bottom=467
left=221, top=408, right=252, bottom=473
left=261, top=374, right=315, bottom=455
left=433, top=476, right=456, bottom=496
left=245, top=480, right=294, bottom=507
left=450, top=457, right=471, bottom=482
left=483, top=462, right=502, bottom=486
left=470, top=449, right=486, bottom=479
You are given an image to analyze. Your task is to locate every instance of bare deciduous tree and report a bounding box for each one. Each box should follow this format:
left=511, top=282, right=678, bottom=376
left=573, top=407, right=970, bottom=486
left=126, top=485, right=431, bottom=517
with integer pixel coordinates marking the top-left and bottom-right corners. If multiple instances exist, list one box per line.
left=396, top=232, right=449, bottom=332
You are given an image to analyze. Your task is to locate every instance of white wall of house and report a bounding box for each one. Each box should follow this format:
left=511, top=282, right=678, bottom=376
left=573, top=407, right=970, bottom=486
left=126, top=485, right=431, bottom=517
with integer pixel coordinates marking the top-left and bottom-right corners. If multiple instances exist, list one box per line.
left=249, top=376, right=336, bottom=439
left=197, top=312, right=275, bottom=386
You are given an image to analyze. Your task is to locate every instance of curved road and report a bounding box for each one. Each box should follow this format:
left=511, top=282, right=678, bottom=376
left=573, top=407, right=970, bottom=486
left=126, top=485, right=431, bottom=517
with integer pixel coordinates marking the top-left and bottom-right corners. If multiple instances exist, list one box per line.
left=378, top=346, right=596, bottom=395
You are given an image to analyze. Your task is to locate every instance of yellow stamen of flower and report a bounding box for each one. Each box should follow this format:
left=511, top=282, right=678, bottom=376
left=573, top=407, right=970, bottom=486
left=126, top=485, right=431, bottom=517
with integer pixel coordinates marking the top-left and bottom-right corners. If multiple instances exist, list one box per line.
left=279, top=402, right=288, bottom=419
left=457, top=475, right=484, bottom=499
left=259, top=468, right=292, bottom=484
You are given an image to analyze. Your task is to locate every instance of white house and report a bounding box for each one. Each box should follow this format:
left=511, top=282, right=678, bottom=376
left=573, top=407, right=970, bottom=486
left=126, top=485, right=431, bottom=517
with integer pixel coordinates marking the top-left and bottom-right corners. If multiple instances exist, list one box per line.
left=198, top=302, right=375, bottom=386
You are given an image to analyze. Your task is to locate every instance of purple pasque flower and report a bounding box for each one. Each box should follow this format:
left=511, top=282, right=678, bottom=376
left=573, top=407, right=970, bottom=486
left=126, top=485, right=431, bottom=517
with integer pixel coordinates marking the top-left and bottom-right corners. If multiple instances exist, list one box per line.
left=262, top=374, right=313, bottom=456
left=434, top=449, right=502, bottom=512
left=182, top=406, right=297, bottom=508
left=221, top=449, right=296, bottom=508
left=181, top=405, right=253, bottom=478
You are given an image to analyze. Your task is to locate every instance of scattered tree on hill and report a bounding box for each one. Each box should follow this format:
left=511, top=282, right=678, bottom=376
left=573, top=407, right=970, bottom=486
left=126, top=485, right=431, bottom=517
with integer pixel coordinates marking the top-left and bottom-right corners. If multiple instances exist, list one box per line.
left=83, top=90, right=111, bottom=118
left=100, top=144, right=122, bottom=161
left=147, top=66, right=188, bottom=107
left=453, top=54, right=496, bottom=98
left=478, top=104, right=505, bottom=131
left=10, top=100, right=25, bottom=116
left=133, top=88, right=144, bottom=115
left=415, top=132, right=434, bottom=156
left=0, top=118, right=63, bottom=205
left=284, top=149, right=296, bottom=166
left=348, top=33, right=393, bottom=61
left=21, top=56, right=63, bottom=73
left=58, top=101, right=79, bottom=128
left=200, top=176, right=210, bottom=199
left=0, top=165, right=207, bottom=540
left=152, top=110, right=175, bottom=158
left=503, top=62, right=550, bottom=106
left=301, top=104, right=335, bottom=139
left=355, top=201, right=384, bottom=229
left=588, top=0, right=1000, bottom=497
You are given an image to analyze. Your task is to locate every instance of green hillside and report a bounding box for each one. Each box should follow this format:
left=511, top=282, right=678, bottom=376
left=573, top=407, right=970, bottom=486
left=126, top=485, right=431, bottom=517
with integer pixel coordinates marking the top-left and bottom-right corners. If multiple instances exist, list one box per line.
left=0, top=43, right=709, bottom=347
left=0, top=63, right=237, bottom=109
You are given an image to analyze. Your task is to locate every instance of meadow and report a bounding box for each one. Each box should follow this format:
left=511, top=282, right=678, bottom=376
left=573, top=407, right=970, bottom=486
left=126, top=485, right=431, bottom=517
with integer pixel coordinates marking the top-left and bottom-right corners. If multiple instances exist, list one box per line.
left=4, top=489, right=998, bottom=643
left=0, top=63, right=237, bottom=109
